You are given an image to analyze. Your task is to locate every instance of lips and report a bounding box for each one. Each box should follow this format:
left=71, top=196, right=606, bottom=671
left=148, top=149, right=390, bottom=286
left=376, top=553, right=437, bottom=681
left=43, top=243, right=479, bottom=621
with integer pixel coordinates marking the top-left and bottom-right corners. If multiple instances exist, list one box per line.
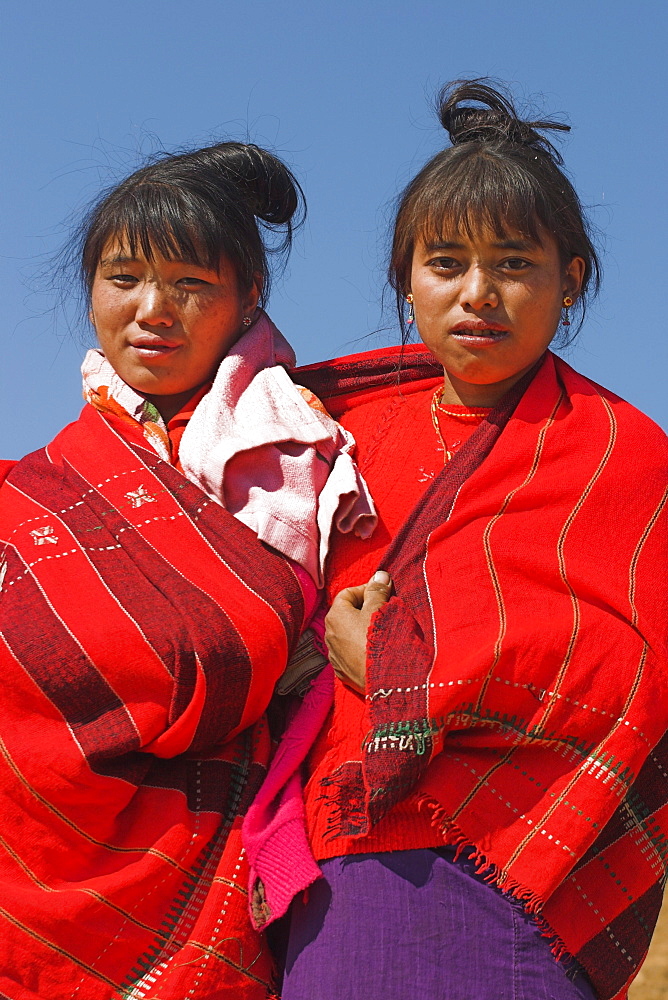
left=129, top=338, right=181, bottom=357
left=449, top=321, right=509, bottom=346
left=452, top=329, right=507, bottom=339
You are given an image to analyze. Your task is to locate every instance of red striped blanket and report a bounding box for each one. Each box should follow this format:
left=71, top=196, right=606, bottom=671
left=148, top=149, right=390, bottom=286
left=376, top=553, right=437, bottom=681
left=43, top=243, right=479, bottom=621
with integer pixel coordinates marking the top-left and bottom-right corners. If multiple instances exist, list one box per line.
left=300, top=349, right=668, bottom=1000
left=0, top=403, right=304, bottom=999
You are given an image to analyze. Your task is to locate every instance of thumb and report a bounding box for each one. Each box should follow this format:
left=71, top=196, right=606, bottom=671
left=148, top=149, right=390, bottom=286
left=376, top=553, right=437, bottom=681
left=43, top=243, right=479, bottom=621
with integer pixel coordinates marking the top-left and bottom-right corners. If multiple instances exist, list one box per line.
left=362, top=570, right=393, bottom=614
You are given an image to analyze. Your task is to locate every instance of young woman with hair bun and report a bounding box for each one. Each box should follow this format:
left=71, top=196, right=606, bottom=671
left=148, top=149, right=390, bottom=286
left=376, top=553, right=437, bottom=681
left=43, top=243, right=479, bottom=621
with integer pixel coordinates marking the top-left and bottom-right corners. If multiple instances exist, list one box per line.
left=0, top=141, right=376, bottom=998
left=275, top=81, right=668, bottom=1000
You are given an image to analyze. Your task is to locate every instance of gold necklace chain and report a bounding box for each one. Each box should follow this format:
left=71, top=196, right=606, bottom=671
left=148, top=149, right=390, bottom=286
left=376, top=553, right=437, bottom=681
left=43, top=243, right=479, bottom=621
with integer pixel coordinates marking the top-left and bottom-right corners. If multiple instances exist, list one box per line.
left=435, top=403, right=491, bottom=420
left=432, top=388, right=491, bottom=421
left=430, top=389, right=453, bottom=463
left=430, top=388, right=492, bottom=463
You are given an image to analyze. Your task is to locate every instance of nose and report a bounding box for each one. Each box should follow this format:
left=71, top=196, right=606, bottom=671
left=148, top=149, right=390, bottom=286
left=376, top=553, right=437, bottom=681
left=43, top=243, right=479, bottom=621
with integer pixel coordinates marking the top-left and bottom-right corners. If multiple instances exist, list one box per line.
left=135, top=283, right=174, bottom=327
left=459, top=265, right=498, bottom=310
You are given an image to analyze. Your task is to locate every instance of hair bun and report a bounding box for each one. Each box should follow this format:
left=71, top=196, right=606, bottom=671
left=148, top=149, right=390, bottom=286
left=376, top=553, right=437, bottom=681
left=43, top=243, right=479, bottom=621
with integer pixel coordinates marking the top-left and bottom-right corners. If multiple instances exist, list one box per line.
left=188, top=142, right=304, bottom=227
left=437, top=79, right=569, bottom=163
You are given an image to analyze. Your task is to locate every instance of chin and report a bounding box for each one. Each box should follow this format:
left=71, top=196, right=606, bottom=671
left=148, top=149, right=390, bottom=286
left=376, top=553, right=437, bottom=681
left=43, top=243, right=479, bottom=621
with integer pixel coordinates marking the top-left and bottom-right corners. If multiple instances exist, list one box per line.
left=450, top=363, right=511, bottom=385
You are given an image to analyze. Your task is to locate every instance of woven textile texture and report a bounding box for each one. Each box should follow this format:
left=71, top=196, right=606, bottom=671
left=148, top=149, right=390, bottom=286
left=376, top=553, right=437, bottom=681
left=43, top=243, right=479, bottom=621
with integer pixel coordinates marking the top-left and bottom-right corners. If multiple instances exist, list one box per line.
left=0, top=403, right=305, bottom=999
left=298, top=347, right=668, bottom=1000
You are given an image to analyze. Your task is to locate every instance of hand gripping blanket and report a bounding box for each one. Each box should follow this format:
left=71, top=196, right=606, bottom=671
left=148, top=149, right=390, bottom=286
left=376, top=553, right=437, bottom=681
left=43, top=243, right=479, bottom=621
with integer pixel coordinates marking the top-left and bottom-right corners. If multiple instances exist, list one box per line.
left=301, top=349, right=668, bottom=1000
left=0, top=403, right=306, bottom=999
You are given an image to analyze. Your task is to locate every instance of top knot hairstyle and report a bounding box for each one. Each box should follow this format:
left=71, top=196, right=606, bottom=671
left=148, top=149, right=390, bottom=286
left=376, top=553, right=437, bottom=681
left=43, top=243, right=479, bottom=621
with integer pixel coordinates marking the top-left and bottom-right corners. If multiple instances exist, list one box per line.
left=391, top=79, right=601, bottom=341
left=78, top=142, right=305, bottom=307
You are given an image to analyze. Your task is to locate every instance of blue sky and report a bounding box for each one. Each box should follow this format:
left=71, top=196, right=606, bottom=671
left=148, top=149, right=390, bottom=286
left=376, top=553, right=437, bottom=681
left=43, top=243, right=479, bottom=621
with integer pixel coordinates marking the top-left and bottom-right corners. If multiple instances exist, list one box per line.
left=2, top=0, right=667, bottom=458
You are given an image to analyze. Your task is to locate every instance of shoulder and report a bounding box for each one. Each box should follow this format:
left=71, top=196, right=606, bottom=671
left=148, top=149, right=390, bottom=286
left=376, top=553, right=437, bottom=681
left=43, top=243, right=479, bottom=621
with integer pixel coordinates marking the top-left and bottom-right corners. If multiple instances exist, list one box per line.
left=338, top=385, right=435, bottom=456
left=554, top=356, right=668, bottom=462
left=292, top=344, right=443, bottom=420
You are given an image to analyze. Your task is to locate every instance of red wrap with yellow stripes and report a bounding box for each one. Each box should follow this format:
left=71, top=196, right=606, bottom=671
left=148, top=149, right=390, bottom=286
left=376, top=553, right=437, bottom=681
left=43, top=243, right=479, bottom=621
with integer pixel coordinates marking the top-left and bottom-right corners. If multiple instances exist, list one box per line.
left=0, top=404, right=304, bottom=999
left=303, top=350, right=668, bottom=1000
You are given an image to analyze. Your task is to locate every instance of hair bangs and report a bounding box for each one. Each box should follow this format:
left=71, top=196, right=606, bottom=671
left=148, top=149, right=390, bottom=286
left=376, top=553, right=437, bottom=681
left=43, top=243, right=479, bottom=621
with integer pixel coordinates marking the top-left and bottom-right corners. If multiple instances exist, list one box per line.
left=72, top=140, right=303, bottom=314
left=90, top=182, right=231, bottom=273
left=416, top=150, right=549, bottom=251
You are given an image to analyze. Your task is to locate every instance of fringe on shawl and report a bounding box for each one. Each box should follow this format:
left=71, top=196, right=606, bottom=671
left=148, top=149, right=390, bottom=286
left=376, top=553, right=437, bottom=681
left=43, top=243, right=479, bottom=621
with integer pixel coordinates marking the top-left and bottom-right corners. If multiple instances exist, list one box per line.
left=412, top=795, right=647, bottom=1000
left=413, top=793, right=575, bottom=966
left=414, top=795, right=604, bottom=992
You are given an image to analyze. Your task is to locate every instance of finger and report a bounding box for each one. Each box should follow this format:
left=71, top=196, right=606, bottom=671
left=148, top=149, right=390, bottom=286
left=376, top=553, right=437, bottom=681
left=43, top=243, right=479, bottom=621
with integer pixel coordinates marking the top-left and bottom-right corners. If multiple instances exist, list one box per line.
left=362, top=571, right=393, bottom=614
left=325, top=588, right=366, bottom=636
left=363, top=570, right=393, bottom=599
left=362, top=587, right=391, bottom=614
left=331, top=584, right=367, bottom=610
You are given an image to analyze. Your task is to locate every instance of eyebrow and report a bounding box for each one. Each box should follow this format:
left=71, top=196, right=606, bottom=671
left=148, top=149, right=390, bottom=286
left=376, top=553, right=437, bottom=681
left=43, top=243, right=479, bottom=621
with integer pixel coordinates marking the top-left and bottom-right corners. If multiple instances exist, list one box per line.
left=492, top=239, right=537, bottom=251
left=99, top=254, right=215, bottom=270
left=99, top=255, right=139, bottom=267
left=423, top=238, right=537, bottom=252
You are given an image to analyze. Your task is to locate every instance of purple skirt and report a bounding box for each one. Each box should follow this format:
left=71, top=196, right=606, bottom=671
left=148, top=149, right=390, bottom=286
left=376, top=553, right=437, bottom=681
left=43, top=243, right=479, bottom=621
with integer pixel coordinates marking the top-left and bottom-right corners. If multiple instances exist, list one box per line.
left=282, top=849, right=597, bottom=1000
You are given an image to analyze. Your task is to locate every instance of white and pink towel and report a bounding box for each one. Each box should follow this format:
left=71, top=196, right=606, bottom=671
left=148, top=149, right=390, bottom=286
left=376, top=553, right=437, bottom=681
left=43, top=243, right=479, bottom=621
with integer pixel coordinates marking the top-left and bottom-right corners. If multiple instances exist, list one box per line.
left=83, top=311, right=376, bottom=586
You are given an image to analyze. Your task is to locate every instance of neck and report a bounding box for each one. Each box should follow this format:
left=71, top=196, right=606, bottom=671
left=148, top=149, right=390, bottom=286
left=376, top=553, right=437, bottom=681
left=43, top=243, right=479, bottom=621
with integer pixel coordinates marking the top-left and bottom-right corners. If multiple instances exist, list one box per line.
left=142, top=387, right=205, bottom=424
left=441, top=360, right=542, bottom=408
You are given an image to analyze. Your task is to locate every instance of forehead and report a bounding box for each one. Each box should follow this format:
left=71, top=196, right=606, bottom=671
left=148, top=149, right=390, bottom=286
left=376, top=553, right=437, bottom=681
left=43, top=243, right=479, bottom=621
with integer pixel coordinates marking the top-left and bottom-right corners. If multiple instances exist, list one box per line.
left=96, top=233, right=223, bottom=271
left=94, top=218, right=224, bottom=263
left=97, top=233, right=144, bottom=264
left=415, top=216, right=557, bottom=255
left=97, top=231, right=182, bottom=261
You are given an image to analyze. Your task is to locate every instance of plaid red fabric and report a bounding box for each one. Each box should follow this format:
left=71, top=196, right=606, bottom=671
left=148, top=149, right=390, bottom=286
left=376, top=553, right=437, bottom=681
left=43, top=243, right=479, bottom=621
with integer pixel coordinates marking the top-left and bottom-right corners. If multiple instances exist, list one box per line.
left=300, top=348, right=668, bottom=1000
left=0, top=404, right=304, bottom=999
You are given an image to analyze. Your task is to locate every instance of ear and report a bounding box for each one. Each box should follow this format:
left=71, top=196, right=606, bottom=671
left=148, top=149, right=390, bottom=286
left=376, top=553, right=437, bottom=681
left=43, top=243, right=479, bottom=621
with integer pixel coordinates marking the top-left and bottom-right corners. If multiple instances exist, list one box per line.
left=242, top=273, right=262, bottom=317
left=564, top=256, right=586, bottom=300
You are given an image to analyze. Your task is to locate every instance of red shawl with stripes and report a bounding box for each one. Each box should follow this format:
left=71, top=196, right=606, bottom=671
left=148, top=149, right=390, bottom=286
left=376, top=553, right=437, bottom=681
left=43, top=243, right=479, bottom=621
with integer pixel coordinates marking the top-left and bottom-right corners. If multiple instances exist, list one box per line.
left=0, top=404, right=304, bottom=999
left=300, top=348, right=668, bottom=1000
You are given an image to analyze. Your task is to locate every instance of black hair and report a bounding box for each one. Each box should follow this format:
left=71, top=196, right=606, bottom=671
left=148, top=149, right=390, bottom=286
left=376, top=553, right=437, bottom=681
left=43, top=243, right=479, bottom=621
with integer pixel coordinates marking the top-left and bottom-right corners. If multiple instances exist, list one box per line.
left=75, top=141, right=305, bottom=307
left=390, top=80, right=601, bottom=343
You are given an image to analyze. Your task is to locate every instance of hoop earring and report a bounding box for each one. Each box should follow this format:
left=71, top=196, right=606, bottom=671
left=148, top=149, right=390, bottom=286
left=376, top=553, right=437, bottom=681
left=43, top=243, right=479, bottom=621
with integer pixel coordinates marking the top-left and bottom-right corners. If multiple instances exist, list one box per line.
left=562, top=296, right=573, bottom=328
left=242, top=316, right=252, bottom=328
left=406, top=293, right=415, bottom=326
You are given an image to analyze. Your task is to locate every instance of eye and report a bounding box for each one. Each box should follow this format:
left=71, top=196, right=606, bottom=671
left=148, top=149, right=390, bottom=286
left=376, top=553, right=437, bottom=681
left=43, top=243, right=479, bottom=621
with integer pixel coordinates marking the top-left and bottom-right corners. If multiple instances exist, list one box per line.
left=107, top=274, right=139, bottom=286
left=427, top=256, right=461, bottom=271
left=177, top=276, right=211, bottom=287
left=502, top=257, right=533, bottom=271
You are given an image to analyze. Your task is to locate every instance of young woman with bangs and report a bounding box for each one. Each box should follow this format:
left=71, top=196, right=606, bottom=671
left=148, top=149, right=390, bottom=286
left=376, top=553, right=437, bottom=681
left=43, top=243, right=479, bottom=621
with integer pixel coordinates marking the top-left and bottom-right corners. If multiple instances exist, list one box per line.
left=0, top=143, right=375, bottom=999
left=273, top=81, right=668, bottom=1000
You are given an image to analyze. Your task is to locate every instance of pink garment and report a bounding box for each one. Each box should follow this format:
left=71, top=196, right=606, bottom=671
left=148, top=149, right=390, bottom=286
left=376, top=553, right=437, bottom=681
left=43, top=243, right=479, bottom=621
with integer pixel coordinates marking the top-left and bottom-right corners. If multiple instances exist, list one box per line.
left=81, top=312, right=377, bottom=587
left=179, top=311, right=376, bottom=585
left=242, top=605, right=334, bottom=932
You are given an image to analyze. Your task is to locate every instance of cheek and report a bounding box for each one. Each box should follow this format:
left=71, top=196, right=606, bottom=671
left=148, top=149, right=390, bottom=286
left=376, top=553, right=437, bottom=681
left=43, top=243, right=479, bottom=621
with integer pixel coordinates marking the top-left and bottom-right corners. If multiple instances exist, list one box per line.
left=90, top=287, right=125, bottom=333
left=411, top=276, right=448, bottom=315
left=196, top=300, right=243, bottom=343
left=509, top=282, right=557, bottom=319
